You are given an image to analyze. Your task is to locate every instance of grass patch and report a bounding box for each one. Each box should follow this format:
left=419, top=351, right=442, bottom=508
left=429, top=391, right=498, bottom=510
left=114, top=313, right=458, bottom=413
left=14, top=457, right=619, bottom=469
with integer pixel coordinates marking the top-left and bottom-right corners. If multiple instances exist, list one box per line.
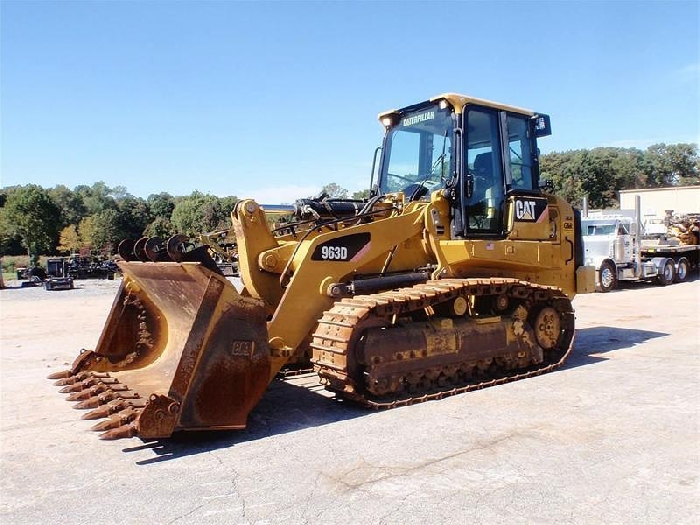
left=2, top=255, right=30, bottom=272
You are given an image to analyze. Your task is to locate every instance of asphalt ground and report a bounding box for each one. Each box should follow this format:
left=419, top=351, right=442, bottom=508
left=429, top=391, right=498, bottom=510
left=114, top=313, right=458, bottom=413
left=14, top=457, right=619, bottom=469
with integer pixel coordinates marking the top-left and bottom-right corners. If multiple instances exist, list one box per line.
left=1, top=276, right=698, bottom=524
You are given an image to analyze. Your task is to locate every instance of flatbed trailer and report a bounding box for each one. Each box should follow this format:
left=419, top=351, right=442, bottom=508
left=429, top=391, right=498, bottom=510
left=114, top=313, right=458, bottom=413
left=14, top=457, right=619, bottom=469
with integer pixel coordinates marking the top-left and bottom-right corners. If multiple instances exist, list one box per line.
left=640, top=242, right=699, bottom=282
left=641, top=243, right=700, bottom=268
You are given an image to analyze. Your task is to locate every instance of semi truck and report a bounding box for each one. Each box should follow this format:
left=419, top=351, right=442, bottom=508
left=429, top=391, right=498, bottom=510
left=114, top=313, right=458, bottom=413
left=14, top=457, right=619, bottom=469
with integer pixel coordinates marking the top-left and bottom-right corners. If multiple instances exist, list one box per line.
left=582, top=196, right=698, bottom=292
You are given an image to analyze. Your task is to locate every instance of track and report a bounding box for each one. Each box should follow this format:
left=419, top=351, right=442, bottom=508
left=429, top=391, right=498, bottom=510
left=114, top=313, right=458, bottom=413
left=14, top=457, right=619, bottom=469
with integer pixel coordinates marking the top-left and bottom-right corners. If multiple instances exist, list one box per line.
left=310, top=278, right=575, bottom=409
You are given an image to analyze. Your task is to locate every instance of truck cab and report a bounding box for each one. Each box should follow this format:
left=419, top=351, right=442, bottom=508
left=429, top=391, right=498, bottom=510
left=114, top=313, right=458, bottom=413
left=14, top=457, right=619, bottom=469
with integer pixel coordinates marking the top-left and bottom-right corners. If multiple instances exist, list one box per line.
left=581, top=217, right=635, bottom=270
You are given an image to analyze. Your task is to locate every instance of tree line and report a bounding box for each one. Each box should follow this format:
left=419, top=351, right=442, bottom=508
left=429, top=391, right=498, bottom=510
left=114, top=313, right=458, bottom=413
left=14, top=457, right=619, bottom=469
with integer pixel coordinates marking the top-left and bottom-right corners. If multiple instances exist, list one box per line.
left=0, top=183, right=238, bottom=262
left=540, top=143, right=699, bottom=209
left=1, top=142, right=697, bottom=261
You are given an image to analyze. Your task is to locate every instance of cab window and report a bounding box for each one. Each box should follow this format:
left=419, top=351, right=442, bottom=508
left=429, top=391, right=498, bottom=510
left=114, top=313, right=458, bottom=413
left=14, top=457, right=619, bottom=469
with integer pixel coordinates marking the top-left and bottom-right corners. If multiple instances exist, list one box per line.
left=506, top=115, right=535, bottom=191
left=464, top=108, right=504, bottom=235
left=379, top=103, right=453, bottom=200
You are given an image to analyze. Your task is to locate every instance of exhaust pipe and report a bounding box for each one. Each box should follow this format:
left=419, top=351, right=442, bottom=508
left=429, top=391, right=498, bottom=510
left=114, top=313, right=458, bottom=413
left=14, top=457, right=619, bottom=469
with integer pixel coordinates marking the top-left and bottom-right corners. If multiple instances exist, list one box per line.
left=635, top=195, right=642, bottom=276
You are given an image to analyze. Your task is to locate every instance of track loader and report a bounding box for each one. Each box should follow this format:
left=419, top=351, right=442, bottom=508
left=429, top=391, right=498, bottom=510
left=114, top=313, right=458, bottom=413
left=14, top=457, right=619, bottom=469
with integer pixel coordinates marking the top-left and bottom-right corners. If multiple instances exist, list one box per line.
left=49, top=93, right=595, bottom=440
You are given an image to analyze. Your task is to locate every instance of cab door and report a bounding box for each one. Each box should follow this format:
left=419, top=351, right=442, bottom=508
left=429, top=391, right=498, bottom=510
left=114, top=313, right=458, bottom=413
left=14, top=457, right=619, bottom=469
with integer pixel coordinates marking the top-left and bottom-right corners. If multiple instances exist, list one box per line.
left=460, top=106, right=505, bottom=237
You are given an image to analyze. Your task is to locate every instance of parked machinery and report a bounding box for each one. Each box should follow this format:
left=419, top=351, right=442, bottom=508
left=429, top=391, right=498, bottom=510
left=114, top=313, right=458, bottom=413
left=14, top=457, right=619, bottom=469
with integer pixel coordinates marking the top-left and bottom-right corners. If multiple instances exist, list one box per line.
left=44, top=258, right=74, bottom=291
left=65, top=255, right=118, bottom=280
left=49, top=93, right=594, bottom=440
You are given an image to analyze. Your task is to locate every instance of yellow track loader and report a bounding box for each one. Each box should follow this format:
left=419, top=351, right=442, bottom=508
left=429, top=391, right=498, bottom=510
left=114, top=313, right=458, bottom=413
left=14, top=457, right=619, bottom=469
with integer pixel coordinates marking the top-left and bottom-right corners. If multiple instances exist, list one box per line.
left=49, top=93, right=595, bottom=440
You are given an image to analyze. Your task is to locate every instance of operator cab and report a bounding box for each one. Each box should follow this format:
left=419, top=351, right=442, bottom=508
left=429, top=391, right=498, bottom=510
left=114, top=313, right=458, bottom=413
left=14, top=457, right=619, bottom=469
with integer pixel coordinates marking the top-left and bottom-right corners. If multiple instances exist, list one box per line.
left=375, top=93, right=551, bottom=239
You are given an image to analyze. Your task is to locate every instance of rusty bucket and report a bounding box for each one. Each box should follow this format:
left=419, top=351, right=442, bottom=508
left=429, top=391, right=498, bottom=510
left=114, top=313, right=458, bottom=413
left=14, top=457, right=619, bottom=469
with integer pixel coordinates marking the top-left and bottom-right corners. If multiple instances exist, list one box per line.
left=49, top=261, right=271, bottom=440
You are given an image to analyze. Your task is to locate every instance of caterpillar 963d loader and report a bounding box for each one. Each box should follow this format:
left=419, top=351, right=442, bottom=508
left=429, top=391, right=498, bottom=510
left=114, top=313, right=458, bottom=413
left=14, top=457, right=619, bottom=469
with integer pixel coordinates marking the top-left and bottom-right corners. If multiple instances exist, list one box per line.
left=49, top=93, right=595, bottom=440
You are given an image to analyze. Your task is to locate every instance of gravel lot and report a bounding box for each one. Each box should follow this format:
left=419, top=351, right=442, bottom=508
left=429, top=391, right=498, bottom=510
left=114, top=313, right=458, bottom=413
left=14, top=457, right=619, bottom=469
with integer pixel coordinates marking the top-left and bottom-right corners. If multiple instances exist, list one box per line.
left=1, top=276, right=698, bottom=524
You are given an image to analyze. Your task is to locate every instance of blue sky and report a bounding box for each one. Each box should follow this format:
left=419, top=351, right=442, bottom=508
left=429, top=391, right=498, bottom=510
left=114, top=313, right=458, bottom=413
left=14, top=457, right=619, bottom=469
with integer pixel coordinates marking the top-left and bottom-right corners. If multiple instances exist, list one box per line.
left=1, top=0, right=698, bottom=203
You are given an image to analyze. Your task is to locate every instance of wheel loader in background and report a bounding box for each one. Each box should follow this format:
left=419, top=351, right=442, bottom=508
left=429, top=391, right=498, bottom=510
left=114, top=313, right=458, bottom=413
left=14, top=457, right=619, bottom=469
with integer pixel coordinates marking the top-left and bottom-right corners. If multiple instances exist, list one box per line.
left=49, top=93, right=595, bottom=441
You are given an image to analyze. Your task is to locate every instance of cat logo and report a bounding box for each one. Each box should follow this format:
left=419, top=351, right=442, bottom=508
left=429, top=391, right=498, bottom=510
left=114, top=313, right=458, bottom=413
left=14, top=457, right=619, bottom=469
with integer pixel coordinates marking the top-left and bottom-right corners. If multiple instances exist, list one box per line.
left=515, top=200, right=537, bottom=220
left=513, top=197, right=547, bottom=223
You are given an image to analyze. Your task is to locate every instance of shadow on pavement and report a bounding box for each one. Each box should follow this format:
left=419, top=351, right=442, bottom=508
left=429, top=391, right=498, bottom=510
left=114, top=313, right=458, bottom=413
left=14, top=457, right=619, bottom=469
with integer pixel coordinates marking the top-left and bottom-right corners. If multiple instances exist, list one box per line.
left=128, top=326, right=668, bottom=464
left=127, top=378, right=366, bottom=465
left=566, top=326, right=668, bottom=368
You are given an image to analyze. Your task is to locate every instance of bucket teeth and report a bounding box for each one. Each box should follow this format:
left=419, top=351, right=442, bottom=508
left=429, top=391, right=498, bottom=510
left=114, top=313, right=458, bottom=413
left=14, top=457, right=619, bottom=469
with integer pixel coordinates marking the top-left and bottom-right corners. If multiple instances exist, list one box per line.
left=81, top=399, right=143, bottom=420
left=60, top=377, right=121, bottom=394
left=73, top=392, right=111, bottom=410
left=99, top=422, right=138, bottom=441
left=49, top=348, right=146, bottom=440
left=82, top=400, right=123, bottom=420
left=73, top=390, right=139, bottom=410
left=91, top=418, right=121, bottom=432
left=53, top=371, right=111, bottom=386
left=90, top=407, right=140, bottom=432
left=67, top=384, right=106, bottom=401
left=47, top=370, right=72, bottom=380
left=61, top=379, right=96, bottom=394
left=54, top=376, right=78, bottom=387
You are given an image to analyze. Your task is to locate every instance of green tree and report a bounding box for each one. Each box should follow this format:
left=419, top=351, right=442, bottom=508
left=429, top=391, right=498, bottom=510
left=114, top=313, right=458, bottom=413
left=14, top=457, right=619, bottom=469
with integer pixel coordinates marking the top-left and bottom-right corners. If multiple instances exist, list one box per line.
left=110, top=185, right=130, bottom=200
left=578, top=148, right=644, bottom=209
left=116, top=196, right=150, bottom=240
left=90, top=209, right=121, bottom=254
left=143, top=216, right=175, bottom=238
left=171, top=192, right=229, bottom=235
left=0, top=207, right=24, bottom=256
left=352, top=189, right=370, bottom=200
left=48, top=185, right=86, bottom=226
left=320, top=183, right=349, bottom=199
left=146, top=192, right=176, bottom=221
left=540, top=150, right=585, bottom=206
left=541, top=147, right=646, bottom=208
left=75, top=182, right=118, bottom=215
left=218, top=196, right=239, bottom=227
left=3, top=185, right=62, bottom=262
left=642, top=143, right=699, bottom=187
left=669, top=143, right=700, bottom=185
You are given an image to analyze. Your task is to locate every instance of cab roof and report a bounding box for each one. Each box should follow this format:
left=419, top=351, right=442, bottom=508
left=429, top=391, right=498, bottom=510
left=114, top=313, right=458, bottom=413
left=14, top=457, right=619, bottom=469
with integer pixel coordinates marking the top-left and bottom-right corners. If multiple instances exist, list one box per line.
left=378, top=93, right=535, bottom=121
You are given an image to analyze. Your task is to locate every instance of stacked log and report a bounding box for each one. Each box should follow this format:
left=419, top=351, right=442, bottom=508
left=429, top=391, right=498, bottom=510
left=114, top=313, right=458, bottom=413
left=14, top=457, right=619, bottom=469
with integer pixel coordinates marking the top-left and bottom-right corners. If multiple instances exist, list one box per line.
left=668, top=215, right=700, bottom=245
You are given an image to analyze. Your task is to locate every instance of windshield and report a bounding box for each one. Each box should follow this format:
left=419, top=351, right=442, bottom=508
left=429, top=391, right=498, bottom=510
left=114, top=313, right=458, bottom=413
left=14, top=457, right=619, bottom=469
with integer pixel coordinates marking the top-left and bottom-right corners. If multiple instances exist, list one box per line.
left=584, top=224, right=617, bottom=236
left=379, top=103, right=454, bottom=198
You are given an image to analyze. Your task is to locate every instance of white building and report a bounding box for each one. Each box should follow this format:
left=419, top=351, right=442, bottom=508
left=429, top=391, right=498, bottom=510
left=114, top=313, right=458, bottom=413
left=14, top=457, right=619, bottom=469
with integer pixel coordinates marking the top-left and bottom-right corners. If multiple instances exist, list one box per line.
left=619, top=186, right=700, bottom=217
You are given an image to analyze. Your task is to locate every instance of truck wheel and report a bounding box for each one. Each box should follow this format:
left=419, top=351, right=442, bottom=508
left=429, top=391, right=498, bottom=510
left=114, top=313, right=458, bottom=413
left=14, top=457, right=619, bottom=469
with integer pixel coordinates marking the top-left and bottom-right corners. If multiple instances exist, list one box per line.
left=674, top=258, right=689, bottom=283
left=599, top=261, right=616, bottom=293
left=658, top=259, right=675, bottom=286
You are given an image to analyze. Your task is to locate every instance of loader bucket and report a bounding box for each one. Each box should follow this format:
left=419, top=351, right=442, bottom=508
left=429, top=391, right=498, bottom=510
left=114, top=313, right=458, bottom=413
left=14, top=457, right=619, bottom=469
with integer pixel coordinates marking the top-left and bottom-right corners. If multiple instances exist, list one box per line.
left=48, top=261, right=271, bottom=440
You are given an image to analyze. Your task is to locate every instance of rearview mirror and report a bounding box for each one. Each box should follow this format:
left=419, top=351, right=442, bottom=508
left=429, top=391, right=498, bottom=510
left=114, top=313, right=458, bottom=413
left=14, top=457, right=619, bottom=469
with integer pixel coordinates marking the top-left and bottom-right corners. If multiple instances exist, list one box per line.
left=532, top=114, right=551, bottom=138
left=539, top=179, right=555, bottom=192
